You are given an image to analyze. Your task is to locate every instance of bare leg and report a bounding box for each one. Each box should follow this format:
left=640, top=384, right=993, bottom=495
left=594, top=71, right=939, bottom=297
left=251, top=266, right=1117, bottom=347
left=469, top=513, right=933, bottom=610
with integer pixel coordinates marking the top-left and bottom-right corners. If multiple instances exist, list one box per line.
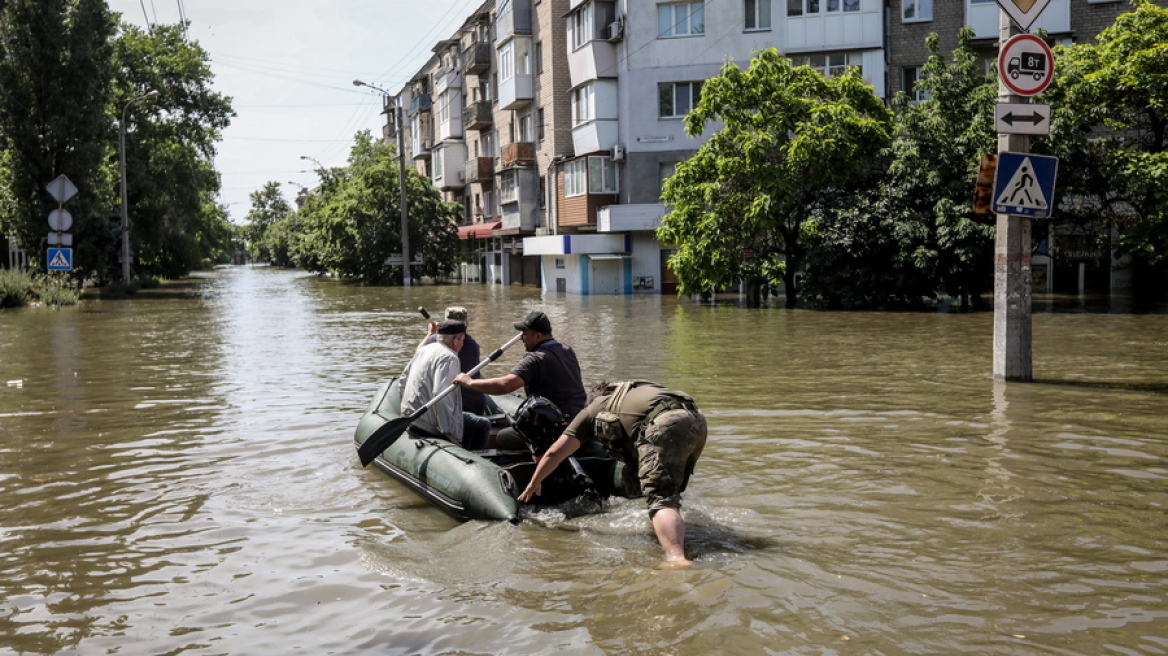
left=652, top=508, right=692, bottom=566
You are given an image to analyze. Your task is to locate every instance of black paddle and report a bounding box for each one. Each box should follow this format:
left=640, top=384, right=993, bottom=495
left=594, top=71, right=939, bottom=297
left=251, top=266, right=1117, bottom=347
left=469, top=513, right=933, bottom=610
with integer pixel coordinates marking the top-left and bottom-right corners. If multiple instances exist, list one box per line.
left=357, top=332, right=524, bottom=466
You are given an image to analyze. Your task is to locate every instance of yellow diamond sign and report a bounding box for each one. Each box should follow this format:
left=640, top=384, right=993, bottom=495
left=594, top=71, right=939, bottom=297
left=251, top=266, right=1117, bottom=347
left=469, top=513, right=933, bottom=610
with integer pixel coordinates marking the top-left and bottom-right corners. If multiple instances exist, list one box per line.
left=996, top=0, right=1054, bottom=31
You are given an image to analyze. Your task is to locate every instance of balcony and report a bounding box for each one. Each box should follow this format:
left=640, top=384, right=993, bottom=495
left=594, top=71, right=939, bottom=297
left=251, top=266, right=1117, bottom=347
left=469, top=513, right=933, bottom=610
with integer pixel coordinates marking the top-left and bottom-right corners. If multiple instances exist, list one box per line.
left=463, top=100, right=493, bottom=131
left=409, top=93, right=432, bottom=116
left=465, top=157, right=495, bottom=184
left=500, top=141, right=536, bottom=169
left=463, top=42, right=491, bottom=74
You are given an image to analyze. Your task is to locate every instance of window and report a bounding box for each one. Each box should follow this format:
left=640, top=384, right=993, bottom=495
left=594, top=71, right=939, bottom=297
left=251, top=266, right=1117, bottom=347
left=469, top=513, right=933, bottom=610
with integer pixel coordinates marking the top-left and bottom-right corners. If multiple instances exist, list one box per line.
left=571, top=85, right=594, bottom=126
left=658, top=162, right=679, bottom=195
left=793, top=52, right=863, bottom=78
left=570, top=8, right=595, bottom=49
left=789, top=0, right=858, bottom=14
left=902, top=0, right=932, bottom=20
left=535, top=41, right=543, bottom=73
left=564, top=159, right=587, bottom=197
left=658, top=2, right=705, bottom=37
left=746, top=0, right=772, bottom=29
left=433, top=147, right=445, bottom=182
left=481, top=130, right=496, bottom=158
left=537, top=107, right=545, bottom=142
left=564, top=157, right=618, bottom=197
left=588, top=156, right=618, bottom=194
left=498, top=39, right=530, bottom=81
left=518, top=112, right=533, bottom=141
left=658, top=81, right=703, bottom=118
left=499, top=170, right=519, bottom=204
left=903, top=66, right=931, bottom=102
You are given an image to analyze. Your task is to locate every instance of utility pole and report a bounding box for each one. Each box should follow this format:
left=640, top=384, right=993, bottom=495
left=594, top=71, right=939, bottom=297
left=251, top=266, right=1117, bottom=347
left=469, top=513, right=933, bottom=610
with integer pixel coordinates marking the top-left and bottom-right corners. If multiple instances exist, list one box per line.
left=993, top=15, right=1032, bottom=381
left=353, top=80, right=411, bottom=286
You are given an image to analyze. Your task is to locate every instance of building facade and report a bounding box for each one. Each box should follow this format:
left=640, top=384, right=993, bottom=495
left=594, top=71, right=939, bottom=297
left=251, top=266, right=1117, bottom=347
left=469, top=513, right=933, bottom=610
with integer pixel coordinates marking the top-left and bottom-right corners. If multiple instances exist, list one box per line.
left=385, top=0, right=1157, bottom=296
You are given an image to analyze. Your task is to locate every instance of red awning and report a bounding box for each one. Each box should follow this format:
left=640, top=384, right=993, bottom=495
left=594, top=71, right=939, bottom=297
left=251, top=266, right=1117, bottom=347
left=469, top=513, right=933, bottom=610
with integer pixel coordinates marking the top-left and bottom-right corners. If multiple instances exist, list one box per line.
left=457, top=221, right=501, bottom=239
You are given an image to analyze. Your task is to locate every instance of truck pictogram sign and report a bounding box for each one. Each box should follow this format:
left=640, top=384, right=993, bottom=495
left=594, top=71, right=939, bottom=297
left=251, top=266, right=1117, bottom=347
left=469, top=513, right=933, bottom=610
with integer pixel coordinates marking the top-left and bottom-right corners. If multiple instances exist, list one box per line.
left=998, top=34, right=1055, bottom=96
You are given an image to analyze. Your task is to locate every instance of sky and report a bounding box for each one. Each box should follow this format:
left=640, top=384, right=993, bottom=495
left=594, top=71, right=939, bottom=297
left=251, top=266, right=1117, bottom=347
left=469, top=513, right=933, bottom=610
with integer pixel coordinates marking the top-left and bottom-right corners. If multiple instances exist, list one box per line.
left=107, top=0, right=484, bottom=223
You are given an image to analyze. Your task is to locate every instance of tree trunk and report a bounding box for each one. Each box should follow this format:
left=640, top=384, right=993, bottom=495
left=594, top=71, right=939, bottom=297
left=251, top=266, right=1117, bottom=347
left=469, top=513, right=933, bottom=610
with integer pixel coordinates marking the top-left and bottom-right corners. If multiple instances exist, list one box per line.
left=783, top=267, right=799, bottom=309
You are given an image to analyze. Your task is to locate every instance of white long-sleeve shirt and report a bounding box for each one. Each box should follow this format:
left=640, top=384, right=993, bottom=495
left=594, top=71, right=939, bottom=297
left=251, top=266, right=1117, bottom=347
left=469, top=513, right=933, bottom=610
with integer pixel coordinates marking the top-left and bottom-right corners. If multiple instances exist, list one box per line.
left=399, top=341, right=463, bottom=442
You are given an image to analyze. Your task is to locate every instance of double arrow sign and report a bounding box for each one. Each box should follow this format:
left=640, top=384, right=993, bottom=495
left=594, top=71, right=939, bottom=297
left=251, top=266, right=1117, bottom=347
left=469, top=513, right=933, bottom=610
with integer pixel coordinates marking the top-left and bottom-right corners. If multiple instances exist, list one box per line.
left=995, top=103, right=1051, bottom=136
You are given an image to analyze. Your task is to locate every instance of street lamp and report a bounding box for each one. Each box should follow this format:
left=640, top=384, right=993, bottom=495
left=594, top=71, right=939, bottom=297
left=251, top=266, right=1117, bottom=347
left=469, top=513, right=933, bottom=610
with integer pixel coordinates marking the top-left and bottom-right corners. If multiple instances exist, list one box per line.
left=353, top=78, right=411, bottom=287
left=119, top=89, right=159, bottom=284
left=299, top=155, right=324, bottom=169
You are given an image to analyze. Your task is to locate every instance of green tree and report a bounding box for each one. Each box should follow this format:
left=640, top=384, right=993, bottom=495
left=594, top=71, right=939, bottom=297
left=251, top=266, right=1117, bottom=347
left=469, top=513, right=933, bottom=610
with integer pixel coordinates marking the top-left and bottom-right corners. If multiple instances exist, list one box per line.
left=658, top=49, right=893, bottom=308
left=1042, top=0, right=1168, bottom=293
left=803, top=29, right=998, bottom=310
left=244, top=181, right=292, bottom=262
left=111, top=22, right=235, bottom=279
left=294, top=131, right=460, bottom=284
left=0, top=0, right=115, bottom=275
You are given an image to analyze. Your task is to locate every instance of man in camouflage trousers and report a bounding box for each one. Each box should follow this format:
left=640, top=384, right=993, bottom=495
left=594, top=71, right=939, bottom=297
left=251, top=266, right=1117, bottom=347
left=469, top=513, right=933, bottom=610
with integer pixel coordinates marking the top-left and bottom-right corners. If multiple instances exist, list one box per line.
left=518, top=380, right=707, bottom=565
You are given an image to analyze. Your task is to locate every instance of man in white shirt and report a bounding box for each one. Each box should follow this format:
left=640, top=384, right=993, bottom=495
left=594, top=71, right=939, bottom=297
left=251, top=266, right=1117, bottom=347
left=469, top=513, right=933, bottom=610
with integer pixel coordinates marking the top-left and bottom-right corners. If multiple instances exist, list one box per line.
left=399, top=319, right=489, bottom=447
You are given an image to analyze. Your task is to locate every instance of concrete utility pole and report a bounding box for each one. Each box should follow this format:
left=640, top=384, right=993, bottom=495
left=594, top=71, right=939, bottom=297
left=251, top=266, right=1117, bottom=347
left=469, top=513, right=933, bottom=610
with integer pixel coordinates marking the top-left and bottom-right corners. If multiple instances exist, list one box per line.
left=993, top=16, right=1032, bottom=382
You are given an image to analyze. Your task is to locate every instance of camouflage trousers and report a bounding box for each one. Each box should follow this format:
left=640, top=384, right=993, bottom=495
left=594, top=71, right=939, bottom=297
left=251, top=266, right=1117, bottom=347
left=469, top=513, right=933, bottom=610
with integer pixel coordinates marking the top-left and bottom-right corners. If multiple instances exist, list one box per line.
left=632, top=408, right=708, bottom=515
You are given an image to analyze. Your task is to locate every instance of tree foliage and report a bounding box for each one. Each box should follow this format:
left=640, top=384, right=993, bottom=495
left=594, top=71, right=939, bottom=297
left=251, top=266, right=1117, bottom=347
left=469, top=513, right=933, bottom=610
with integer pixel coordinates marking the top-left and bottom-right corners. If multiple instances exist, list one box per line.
left=658, top=49, right=893, bottom=308
left=111, top=22, right=235, bottom=280
left=244, top=181, right=292, bottom=263
left=288, top=131, right=461, bottom=284
left=1042, top=0, right=1168, bottom=268
left=803, top=29, right=998, bottom=310
left=0, top=0, right=115, bottom=273
left=0, top=6, right=233, bottom=283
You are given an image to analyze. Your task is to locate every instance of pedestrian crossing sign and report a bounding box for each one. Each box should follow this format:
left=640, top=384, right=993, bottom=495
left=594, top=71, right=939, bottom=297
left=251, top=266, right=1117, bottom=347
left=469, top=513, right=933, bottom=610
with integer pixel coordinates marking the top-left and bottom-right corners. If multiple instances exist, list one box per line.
left=47, top=247, right=73, bottom=271
left=992, top=152, right=1058, bottom=218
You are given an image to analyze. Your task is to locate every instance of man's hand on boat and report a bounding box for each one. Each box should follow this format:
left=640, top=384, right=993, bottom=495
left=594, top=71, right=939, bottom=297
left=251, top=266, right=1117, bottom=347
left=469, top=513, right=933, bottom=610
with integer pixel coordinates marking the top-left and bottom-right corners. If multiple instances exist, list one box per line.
left=517, top=434, right=581, bottom=503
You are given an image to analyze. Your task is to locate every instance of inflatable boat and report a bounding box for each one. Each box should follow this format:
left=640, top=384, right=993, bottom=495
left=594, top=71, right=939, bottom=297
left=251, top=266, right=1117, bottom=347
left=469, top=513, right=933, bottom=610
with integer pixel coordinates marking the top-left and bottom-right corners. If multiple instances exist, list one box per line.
left=354, top=377, right=635, bottom=522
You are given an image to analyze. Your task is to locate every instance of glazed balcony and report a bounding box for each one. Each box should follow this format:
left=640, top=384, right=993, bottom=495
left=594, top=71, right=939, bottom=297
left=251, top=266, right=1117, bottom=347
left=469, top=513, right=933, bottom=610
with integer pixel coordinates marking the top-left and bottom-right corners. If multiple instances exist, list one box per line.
left=409, top=93, right=432, bottom=116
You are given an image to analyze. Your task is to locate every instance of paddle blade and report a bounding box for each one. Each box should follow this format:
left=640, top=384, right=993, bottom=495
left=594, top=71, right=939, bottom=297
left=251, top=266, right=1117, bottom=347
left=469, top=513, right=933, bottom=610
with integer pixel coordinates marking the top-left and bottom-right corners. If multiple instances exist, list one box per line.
left=357, top=416, right=413, bottom=466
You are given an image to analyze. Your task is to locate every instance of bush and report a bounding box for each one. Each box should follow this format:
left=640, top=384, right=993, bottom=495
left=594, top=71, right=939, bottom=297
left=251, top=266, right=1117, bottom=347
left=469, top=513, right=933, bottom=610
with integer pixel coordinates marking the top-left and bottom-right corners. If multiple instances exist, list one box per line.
left=0, top=269, right=80, bottom=307
left=0, top=268, right=34, bottom=307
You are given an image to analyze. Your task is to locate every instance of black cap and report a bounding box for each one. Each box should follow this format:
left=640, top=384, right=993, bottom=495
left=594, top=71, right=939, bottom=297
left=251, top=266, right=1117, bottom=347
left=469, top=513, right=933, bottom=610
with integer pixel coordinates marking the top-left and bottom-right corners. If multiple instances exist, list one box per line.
left=513, top=311, right=552, bottom=334
left=437, top=319, right=467, bottom=335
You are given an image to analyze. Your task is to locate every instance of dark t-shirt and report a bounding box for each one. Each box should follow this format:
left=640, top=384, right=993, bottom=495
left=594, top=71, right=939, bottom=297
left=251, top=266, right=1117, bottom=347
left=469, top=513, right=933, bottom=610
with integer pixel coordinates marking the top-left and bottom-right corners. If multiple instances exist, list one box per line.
left=510, top=339, right=587, bottom=418
left=422, top=333, right=487, bottom=415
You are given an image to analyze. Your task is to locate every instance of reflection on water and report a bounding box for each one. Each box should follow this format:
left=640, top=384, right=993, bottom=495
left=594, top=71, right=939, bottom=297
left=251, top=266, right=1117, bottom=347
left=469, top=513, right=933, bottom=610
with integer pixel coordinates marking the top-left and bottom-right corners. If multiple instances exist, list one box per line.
left=1, top=266, right=1166, bottom=655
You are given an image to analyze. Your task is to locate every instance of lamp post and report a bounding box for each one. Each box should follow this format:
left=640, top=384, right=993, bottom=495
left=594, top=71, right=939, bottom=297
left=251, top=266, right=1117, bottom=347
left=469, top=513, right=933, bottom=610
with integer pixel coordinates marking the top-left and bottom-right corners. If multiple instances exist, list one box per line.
left=353, top=79, right=411, bottom=286
left=119, top=89, right=159, bottom=284
left=299, top=154, right=324, bottom=169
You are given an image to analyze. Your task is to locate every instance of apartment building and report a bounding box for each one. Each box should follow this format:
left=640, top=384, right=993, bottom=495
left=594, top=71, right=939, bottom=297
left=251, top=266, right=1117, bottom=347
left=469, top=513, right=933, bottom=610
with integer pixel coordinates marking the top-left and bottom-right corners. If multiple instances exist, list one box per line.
left=389, top=0, right=1156, bottom=295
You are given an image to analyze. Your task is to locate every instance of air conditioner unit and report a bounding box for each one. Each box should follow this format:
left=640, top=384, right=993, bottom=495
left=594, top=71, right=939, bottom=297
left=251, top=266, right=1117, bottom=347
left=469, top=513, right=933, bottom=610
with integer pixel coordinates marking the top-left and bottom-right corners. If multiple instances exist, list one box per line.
left=607, top=20, right=624, bottom=42
left=611, top=144, right=626, bottom=162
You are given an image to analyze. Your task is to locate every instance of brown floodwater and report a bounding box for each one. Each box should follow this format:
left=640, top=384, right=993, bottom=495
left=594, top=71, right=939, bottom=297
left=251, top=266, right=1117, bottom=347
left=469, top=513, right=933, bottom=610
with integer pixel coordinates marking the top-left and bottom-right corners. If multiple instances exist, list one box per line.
left=1, top=266, right=1166, bottom=655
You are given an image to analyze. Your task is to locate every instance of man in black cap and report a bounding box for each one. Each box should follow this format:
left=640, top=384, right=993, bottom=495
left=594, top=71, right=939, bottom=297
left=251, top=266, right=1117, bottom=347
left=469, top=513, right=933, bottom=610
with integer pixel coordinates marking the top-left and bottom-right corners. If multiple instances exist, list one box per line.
left=453, top=311, right=586, bottom=449
left=400, top=319, right=491, bottom=449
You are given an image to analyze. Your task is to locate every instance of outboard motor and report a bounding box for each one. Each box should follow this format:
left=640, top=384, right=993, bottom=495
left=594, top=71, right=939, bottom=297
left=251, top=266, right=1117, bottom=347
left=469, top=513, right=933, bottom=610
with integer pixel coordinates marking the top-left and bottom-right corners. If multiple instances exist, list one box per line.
left=512, top=396, right=568, bottom=457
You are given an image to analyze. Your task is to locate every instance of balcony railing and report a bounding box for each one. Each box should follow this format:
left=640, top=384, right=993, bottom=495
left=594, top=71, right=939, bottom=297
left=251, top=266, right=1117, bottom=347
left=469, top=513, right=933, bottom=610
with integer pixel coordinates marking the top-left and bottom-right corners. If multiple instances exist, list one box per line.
left=463, top=100, right=493, bottom=131
left=463, top=42, right=491, bottom=74
left=409, top=94, right=432, bottom=116
left=465, top=157, right=495, bottom=184
left=500, top=141, right=535, bottom=168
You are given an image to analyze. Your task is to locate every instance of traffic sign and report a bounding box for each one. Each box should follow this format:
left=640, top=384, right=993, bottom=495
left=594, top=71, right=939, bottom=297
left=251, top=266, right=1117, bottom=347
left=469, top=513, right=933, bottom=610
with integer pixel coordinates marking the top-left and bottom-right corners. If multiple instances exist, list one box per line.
left=992, top=152, right=1058, bottom=218
left=995, top=103, right=1051, bottom=135
left=995, top=0, right=1055, bottom=32
left=47, top=232, right=73, bottom=246
left=48, top=208, right=73, bottom=231
left=47, top=247, right=73, bottom=271
left=45, top=175, right=78, bottom=204
left=998, top=34, right=1055, bottom=96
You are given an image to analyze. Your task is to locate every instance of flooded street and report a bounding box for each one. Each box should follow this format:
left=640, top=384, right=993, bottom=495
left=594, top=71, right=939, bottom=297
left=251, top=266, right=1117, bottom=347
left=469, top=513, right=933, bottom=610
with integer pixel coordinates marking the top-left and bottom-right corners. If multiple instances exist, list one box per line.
left=1, top=266, right=1166, bottom=655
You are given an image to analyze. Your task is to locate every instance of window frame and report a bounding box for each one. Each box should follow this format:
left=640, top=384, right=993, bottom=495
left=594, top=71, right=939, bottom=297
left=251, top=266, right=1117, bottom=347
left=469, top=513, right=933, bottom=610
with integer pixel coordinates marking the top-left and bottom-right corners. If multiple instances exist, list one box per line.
left=658, top=81, right=703, bottom=119
left=745, top=0, right=773, bottom=29
left=657, top=2, right=705, bottom=38
left=902, top=0, right=933, bottom=21
left=564, top=159, right=587, bottom=197
left=588, top=156, right=618, bottom=194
